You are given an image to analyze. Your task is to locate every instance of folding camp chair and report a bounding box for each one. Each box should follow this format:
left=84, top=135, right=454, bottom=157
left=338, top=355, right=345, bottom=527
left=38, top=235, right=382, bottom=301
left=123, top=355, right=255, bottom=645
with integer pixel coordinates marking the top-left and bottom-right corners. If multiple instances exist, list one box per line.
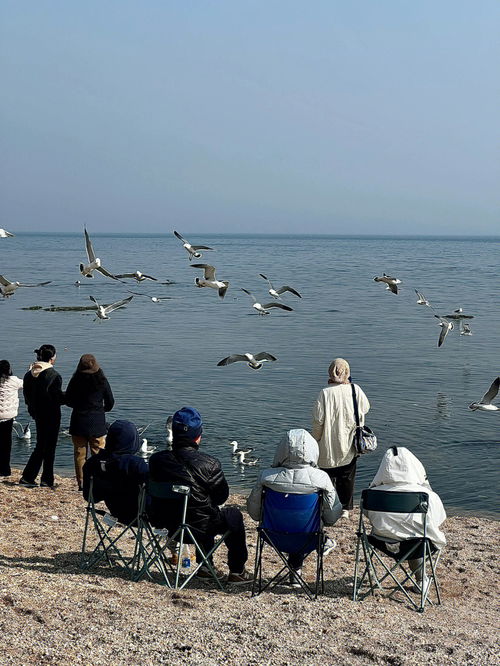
left=251, top=488, right=325, bottom=600
left=135, top=481, right=229, bottom=590
left=80, top=477, right=145, bottom=577
left=353, top=489, right=442, bottom=612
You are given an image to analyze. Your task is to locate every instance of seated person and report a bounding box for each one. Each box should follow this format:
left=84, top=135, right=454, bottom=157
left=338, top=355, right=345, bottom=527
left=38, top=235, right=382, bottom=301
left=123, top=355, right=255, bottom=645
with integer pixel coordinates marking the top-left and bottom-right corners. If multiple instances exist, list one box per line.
left=366, top=446, right=446, bottom=589
left=148, top=406, right=253, bottom=584
left=247, top=428, right=343, bottom=581
left=83, top=419, right=148, bottom=524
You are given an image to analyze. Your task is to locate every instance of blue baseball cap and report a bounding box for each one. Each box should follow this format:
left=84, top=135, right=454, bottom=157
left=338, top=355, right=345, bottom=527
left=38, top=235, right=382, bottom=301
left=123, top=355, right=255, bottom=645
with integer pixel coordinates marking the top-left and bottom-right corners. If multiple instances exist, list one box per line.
left=172, top=406, right=203, bottom=441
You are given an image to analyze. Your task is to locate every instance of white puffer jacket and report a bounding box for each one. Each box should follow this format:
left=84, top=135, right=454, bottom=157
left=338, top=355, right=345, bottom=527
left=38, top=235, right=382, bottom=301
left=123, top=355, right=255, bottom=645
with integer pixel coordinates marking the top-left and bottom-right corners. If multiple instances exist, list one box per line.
left=0, top=375, right=24, bottom=420
left=246, top=429, right=343, bottom=525
left=366, top=447, right=446, bottom=548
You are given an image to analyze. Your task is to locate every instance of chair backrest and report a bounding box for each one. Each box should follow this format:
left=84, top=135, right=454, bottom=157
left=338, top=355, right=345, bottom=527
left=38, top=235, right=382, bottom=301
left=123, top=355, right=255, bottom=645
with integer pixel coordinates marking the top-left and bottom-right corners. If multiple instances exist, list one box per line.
left=146, top=480, right=190, bottom=530
left=361, top=489, right=429, bottom=514
left=262, top=488, right=321, bottom=534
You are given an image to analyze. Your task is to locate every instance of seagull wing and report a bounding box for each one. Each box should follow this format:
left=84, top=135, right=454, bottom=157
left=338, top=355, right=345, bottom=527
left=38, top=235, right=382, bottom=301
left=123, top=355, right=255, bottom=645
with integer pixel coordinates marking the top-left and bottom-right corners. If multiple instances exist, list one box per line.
left=0, top=275, right=12, bottom=286
left=89, top=295, right=99, bottom=307
left=387, top=283, right=398, bottom=294
left=276, top=286, right=302, bottom=298
left=263, top=302, right=293, bottom=311
left=191, top=263, right=216, bottom=279
left=141, top=274, right=158, bottom=281
left=259, top=273, right=274, bottom=289
left=217, top=354, right=248, bottom=366
left=115, top=273, right=136, bottom=279
left=437, top=323, right=451, bottom=347
left=84, top=227, right=96, bottom=262
left=480, top=377, right=500, bottom=404
left=192, top=245, right=213, bottom=251
left=173, top=230, right=188, bottom=243
left=95, top=265, right=120, bottom=280
left=254, top=352, right=277, bottom=362
left=241, top=288, right=257, bottom=302
left=103, top=295, right=133, bottom=314
left=17, top=281, right=52, bottom=288
left=127, top=290, right=149, bottom=298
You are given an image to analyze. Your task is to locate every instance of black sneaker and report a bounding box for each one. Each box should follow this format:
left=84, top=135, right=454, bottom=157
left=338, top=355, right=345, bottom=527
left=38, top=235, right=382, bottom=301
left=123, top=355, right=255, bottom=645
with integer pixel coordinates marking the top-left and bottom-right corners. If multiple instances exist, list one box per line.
left=19, top=478, right=38, bottom=488
left=40, top=481, right=54, bottom=489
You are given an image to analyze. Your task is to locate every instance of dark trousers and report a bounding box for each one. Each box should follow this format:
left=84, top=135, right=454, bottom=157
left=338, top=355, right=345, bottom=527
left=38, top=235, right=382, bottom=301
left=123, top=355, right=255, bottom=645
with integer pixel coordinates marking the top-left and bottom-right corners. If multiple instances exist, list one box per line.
left=22, top=415, right=61, bottom=486
left=323, top=457, right=357, bottom=510
left=0, top=419, right=14, bottom=476
left=197, top=507, right=248, bottom=574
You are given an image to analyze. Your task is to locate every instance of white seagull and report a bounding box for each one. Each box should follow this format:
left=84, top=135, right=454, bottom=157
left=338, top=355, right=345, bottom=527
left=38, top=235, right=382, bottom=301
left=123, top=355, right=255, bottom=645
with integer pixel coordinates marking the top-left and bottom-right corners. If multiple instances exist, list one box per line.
left=13, top=421, right=31, bottom=440
left=80, top=228, right=120, bottom=280
left=443, top=308, right=474, bottom=321
left=415, top=290, right=431, bottom=306
left=166, top=415, right=173, bottom=447
left=173, top=230, right=214, bottom=261
left=228, top=441, right=255, bottom=457
left=240, top=288, right=293, bottom=315
left=259, top=274, right=302, bottom=300
left=0, top=274, right=52, bottom=298
left=468, top=377, right=499, bottom=411
left=115, top=271, right=158, bottom=282
left=139, top=438, right=157, bottom=455
left=236, top=451, right=260, bottom=466
left=191, top=264, right=229, bottom=298
left=434, top=315, right=454, bottom=347
left=217, top=352, right=277, bottom=370
left=89, top=294, right=133, bottom=320
left=460, top=322, right=473, bottom=336
left=0, top=228, right=14, bottom=238
left=128, top=291, right=172, bottom=303
left=373, top=274, right=401, bottom=294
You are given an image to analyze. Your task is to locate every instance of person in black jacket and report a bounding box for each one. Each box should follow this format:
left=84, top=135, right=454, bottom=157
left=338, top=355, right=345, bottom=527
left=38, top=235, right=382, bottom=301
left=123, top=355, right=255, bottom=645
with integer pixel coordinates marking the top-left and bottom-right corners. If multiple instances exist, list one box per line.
left=20, top=344, right=65, bottom=488
left=83, top=419, right=148, bottom=525
left=65, top=354, right=114, bottom=490
left=148, top=406, right=253, bottom=584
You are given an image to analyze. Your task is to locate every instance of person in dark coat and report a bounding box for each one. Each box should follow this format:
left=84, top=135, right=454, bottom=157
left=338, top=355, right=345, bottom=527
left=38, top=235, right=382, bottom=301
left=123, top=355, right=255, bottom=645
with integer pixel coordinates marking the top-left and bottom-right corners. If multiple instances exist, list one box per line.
left=20, top=344, right=64, bottom=488
left=65, top=354, right=114, bottom=490
left=148, top=406, right=253, bottom=584
left=83, top=419, right=148, bottom=525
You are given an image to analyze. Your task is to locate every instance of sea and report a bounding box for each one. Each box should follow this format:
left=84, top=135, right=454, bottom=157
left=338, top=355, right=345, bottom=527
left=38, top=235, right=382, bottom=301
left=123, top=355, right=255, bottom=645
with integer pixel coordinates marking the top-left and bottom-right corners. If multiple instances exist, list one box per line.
left=1, top=232, right=499, bottom=517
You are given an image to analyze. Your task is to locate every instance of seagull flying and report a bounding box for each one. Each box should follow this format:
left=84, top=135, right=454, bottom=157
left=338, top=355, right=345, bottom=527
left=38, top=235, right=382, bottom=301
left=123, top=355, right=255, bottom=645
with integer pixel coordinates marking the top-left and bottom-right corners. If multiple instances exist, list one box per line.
left=415, top=290, right=431, bottom=306
left=217, top=352, right=277, bottom=370
left=89, top=294, right=133, bottom=320
left=173, top=230, right=213, bottom=261
left=468, top=377, right=499, bottom=411
left=259, top=274, right=302, bottom=300
left=0, top=274, right=52, bottom=298
left=191, top=264, right=229, bottom=298
left=128, top=291, right=172, bottom=303
left=0, top=228, right=14, bottom=238
left=13, top=421, right=31, bottom=440
left=240, top=288, right=293, bottom=315
left=460, top=322, right=473, bottom=336
left=80, top=228, right=120, bottom=280
left=115, top=271, right=158, bottom=282
left=434, top=315, right=454, bottom=347
left=443, top=308, right=474, bottom=321
left=373, top=274, right=401, bottom=294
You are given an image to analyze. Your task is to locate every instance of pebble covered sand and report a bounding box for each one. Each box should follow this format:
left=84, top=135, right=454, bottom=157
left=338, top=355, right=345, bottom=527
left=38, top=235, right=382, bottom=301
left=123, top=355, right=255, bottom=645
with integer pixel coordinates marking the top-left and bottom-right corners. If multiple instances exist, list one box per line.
left=0, top=472, right=498, bottom=665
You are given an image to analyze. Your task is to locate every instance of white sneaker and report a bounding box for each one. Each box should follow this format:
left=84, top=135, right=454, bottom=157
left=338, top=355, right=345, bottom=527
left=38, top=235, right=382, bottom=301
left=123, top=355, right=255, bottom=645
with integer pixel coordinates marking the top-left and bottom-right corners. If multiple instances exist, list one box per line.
left=411, top=576, right=430, bottom=596
left=323, top=537, right=337, bottom=557
left=289, top=568, right=302, bottom=588
left=341, top=510, right=350, bottom=519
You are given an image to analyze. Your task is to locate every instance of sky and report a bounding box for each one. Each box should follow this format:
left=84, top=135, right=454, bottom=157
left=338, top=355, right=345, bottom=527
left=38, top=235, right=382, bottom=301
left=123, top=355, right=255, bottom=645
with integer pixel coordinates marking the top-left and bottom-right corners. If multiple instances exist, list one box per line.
left=1, top=1, right=499, bottom=235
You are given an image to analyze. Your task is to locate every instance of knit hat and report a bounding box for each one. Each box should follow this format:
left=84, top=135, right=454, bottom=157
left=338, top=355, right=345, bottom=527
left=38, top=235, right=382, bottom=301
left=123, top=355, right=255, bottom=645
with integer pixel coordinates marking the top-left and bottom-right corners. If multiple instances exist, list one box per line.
left=172, top=406, right=203, bottom=442
left=77, top=354, right=100, bottom=374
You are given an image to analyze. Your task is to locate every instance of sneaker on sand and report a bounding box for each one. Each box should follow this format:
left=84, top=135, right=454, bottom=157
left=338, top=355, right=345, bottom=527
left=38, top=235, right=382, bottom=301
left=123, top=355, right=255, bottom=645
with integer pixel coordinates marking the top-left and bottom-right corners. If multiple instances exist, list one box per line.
left=323, top=537, right=337, bottom=557
left=411, top=576, right=431, bottom=596
left=196, top=565, right=225, bottom=581
left=289, top=568, right=302, bottom=588
left=40, top=481, right=54, bottom=488
left=227, top=569, right=254, bottom=585
left=19, top=478, right=38, bottom=488
left=341, top=510, right=350, bottom=519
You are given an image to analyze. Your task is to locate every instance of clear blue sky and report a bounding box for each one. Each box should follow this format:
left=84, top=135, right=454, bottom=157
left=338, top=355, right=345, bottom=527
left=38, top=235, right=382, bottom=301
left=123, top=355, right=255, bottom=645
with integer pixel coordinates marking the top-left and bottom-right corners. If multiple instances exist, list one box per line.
left=1, top=1, right=498, bottom=235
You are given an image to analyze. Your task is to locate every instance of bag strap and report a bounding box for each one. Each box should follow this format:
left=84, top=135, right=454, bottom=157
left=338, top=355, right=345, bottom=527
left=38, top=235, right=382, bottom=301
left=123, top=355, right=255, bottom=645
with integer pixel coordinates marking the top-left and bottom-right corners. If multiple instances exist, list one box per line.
left=351, top=382, right=360, bottom=427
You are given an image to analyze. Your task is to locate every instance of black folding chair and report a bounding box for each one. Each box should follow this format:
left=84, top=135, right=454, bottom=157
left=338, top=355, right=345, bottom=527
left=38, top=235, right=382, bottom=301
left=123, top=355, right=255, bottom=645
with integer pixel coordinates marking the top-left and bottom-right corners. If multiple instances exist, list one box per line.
left=135, top=481, right=229, bottom=590
left=353, top=489, right=442, bottom=612
left=252, top=488, right=325, bottom=600
left=80, top=477, right=144, bottom=577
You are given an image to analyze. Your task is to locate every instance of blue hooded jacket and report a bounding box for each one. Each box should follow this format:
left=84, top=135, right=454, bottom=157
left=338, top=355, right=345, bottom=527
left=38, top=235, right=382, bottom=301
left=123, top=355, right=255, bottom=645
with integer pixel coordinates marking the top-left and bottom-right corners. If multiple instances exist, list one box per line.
left=83, top=420, right=148, bottom=524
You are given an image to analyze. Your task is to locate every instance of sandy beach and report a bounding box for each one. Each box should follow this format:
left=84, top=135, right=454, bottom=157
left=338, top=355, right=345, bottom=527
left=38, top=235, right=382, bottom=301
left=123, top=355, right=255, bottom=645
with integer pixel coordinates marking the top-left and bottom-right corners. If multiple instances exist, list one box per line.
left=0, top=471, right=498, bottom=665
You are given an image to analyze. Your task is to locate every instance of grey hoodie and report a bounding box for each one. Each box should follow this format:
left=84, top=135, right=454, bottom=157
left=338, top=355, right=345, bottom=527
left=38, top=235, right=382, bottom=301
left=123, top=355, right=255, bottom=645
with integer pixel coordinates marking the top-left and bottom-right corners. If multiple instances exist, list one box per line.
left=247, top=429, right=343, bottom=525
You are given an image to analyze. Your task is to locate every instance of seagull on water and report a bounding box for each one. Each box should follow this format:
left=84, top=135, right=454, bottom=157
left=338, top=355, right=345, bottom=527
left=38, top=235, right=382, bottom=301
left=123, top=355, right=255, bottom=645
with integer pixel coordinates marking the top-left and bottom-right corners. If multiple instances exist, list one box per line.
left=434, top=315, right=454, bottom=347
left=139, top=438, right=157, bottom=455
left=191, top=264, right=229, bottom=298
left=128, top=291, right=172, bottom=303
left=217, top=352, right=277, bottom=370
left=173, top=230, right=214, bottom=261
left=228, top=441, right=255, bottom=457
left=165, top=415, right=173, bottom=447
left=468, top=377, right=499, bottom=411
left=460, top=322, right=473, bottom=336
left=89, top=294, right=133, bottom=320
left=236, top=451, right=260, bottom=466
left=373, top=274, right=401, bottom=294
left=259, top=274, right=302, bottom=300
left=13, top=421, right=31, bottom=440
left=0, top=228, right=14, bottom=238
left=0, top=275, right=52, bottom=298
left=115, top=270, right=158, bottom=282
left=240, top=288, right=293, bottom=315
left=80, top=228, right=120, bottom=280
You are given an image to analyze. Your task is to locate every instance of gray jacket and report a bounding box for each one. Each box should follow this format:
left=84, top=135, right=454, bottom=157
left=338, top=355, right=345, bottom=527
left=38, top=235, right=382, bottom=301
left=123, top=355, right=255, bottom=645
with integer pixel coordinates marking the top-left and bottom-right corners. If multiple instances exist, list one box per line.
left=246, top=429, right=343, bottom=526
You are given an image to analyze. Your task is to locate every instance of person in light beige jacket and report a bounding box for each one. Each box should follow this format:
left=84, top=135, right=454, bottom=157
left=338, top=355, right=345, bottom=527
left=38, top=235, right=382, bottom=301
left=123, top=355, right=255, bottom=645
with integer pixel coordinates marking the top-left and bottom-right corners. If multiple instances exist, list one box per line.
left=312, top=358, right=370, bottom=517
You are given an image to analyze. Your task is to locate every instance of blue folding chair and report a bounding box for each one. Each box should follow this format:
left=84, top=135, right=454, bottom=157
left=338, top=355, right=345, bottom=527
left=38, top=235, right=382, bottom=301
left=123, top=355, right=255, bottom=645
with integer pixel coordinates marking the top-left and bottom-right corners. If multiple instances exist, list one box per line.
left=251, top=488, right=325, bottom=599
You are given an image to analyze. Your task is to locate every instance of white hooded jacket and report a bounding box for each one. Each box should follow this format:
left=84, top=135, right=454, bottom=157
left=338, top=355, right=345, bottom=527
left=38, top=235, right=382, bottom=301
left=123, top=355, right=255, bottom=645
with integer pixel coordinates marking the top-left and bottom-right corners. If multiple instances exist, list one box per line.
left=246, top=429, right=343, bottom=526
left=0, top=375, right=23, bottom=421
left=367, top=447, right=446, bottom=548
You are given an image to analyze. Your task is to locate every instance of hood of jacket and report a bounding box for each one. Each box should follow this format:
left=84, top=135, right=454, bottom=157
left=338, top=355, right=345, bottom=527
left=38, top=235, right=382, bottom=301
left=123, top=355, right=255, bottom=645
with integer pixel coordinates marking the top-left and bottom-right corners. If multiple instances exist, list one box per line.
left=104, top=420, right=140, bottom=455
left=370, top=447, right=429, bottom=487
left=30, top=361, right=53, bottom=378
left=272, top=429, right=319, bottom=469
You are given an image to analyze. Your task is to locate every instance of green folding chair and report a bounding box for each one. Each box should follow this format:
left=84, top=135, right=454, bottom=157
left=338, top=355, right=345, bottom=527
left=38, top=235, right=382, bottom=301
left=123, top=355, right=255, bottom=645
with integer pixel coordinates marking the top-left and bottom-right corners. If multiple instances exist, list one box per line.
left=353, top=489, right=442, bottom=612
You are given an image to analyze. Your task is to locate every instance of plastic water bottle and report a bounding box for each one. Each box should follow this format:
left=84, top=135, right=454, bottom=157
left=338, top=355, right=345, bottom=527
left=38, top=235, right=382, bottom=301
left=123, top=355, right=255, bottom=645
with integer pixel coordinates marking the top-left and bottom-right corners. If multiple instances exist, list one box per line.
left=180, top=545, right=191, bottom=575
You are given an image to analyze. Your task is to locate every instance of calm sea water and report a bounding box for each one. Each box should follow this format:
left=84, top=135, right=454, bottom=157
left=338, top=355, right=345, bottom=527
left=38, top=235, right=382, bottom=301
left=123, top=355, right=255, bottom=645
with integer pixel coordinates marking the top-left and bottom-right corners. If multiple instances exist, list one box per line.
left=1, top=233, right=499, bottom=517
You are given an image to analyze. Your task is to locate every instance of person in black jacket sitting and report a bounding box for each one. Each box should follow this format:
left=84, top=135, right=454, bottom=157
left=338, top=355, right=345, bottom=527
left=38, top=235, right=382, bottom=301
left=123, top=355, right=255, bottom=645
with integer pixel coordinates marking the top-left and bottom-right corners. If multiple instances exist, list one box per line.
left=148, top=406, right=253, bottom=584
left=83, top=419, right=148, bottom=525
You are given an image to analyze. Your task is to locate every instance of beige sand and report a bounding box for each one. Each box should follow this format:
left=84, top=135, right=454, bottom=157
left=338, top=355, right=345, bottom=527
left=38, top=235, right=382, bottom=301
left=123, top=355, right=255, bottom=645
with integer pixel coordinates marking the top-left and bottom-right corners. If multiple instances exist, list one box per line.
left=0, top=471, right=498, bottom=665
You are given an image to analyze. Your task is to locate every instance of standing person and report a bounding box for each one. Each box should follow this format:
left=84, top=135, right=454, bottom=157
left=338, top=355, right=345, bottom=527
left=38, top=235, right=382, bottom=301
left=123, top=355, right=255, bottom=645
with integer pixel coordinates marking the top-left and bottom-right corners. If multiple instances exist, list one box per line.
left=65, top=354, right=115, bottom=491
left=0, top=361, right=24, bottom=477
left=312, top=358, right=370, bottom=518
left=20, top=345, right=64, bottom=488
